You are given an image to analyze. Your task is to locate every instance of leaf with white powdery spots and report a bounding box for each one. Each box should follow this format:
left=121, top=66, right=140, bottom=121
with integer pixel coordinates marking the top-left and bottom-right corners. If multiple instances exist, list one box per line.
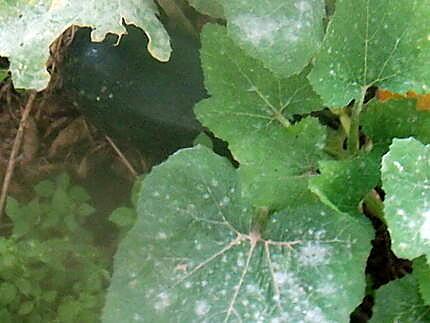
left=220, top=0, right=325, bottom=77
left=0, top=0, right=170, bottom=90
left=102, top=146, right=372, bottom=323
left=308, top=0, right=430, bottom=107
left=382, top=138, right=430, bottom=260
left=196, top=25, right=326, bottom=209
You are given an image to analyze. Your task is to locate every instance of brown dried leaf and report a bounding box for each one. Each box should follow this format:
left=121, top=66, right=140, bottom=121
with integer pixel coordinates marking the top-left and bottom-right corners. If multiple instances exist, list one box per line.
left=48, top=117, right=89, bottom=158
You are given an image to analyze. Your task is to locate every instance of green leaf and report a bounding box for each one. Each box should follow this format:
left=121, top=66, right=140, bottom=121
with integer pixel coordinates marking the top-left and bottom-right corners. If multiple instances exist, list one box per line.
left=362, top=99, right=430, bottom=149
left=33, top=180, right=56, bottom=198
left=187, top=0, right=224, bottom=18
left=196, top=25, right=326, bottom=209
left=219, top=0, right=325, bottom=77
left=371, top=262, right=430, bottom=322
left=103, top=146, right=372, bottom=322
left=0, top=282, right=17, bottom=305
left=109, top=207, right=136, bottom=229
left=0, top=0, right=171, bottom=90
left=18, top=301, right=34, bottom=316
left=308, top=0, right=430, bottom=107
left=69, top=186, right=91, bottom=203
left=414, top=256, right=430, bottom=306
left=381, top=138, right=430, bottom=260
left=309, top=151, right=381, bottom=214
left=0, top=68, right=7, bottom=80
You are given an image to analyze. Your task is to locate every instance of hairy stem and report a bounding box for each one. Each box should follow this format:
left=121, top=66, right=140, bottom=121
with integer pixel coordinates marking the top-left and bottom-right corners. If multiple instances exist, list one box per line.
left=348, top=88, right=367, bottom=155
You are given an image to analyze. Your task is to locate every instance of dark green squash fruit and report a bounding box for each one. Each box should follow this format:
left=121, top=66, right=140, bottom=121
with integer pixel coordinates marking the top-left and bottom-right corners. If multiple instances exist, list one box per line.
left=60, top=23, right=206, bottom=162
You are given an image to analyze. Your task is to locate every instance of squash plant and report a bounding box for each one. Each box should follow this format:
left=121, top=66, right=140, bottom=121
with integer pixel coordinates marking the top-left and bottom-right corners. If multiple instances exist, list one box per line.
left=1, top=0, right=430, bottom=322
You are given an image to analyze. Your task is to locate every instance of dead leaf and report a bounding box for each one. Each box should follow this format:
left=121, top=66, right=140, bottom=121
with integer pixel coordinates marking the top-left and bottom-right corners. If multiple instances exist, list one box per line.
left=48, top=116, right=89, bottom=158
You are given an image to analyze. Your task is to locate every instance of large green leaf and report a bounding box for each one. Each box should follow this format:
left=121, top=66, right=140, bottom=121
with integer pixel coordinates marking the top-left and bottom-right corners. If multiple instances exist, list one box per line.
left=103, top=146, right=372, bottom=323
left=414, top=256, right=430, bottom=306
left=372, top=279, right=430, bottom=323
left=196, top=25, right=326, bottom=209
left=0, top=0, right=171, bottom=90
left=187, top=0, right=224, bottom=18
left=381, top=138, right=430, bottom=260
left=308, top=0, right=430, bottom=107
left=219, top=0, right=325, bottom=77
left=309, top=151, right=381, bottom=214
left=362, top=99, right=430, bottom=149
left=371, top=259, right=430, bottom=323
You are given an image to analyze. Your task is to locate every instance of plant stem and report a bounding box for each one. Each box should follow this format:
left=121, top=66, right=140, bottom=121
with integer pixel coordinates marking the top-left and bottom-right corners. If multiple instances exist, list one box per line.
left=363, top=190, right=386, bottom=224
left=348, top=87, right=367, bottom=155
left=0, top=90, right=37, bottom=223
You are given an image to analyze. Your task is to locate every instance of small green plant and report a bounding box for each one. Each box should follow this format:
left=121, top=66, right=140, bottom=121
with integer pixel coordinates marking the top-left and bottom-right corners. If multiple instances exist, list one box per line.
left=2, top=174, right=109, bottom=323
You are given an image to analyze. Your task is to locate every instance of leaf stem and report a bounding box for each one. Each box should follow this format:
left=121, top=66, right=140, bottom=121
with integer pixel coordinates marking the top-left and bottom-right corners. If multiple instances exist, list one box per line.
left=363, top=190, right=386, bottom=224
left=348, top=87, right=367, bottom=155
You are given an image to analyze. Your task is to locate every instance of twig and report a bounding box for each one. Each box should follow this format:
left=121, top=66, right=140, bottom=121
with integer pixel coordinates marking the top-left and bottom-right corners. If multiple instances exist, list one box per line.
left=0, top=90, right=37, bottom=223
left=105, top=135, right=138, bottom=178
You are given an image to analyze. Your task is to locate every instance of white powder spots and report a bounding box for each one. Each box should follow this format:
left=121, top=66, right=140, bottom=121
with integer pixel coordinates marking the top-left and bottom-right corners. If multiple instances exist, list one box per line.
left=297, top=242, right=331, bottom=267
left=129, top=279, right=138, bottom=288
left=203, top=193, right=210, bottom=199
left=420, top=210, right=430, bottom=240
left=211, top=179, right=219, bottom=187
left=157, top=232, right=167, bottom=240
left=154, top=292, right=171, bottom=311
left=184, top=281, right=192, bottom=289
left=396, top=209, right=406, bottom=216
left=219, top=196, right=230, bottom=207
left=295, top=0, right=311, bottom=13
left=194, top=300, right=210, bottom=316
left=393, top=161, right=404, bottom=172
left=133, top=313, right=143, bottom=321
left=304, top=308, right=326, bottom=322
left=329, top=69, right=336, bottom=76
left=232, top=14, right=282, bottom=46
left=274, top=271, right=290, bottom=286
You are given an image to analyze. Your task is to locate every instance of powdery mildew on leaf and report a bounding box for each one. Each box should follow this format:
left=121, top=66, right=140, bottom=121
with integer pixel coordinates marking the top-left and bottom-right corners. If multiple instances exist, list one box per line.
left=308, top=0, right=430, bottom=107
left=196, top=25, right=325, bottom=209
left=220, top=0, right=325, bottom=77
left=0, top=0, right=170, bottom=90
left=382, top=138, right=430, bottom=260
left=102, top=146, right=372, bottom=322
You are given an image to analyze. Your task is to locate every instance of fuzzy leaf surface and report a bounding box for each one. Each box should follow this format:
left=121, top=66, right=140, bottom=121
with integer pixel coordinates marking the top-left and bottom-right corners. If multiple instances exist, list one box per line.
left=103, top=146, right=372, bottom=323
left=0, top=0, right=170, bottom=90
left=309, top=0, right=430, bottom=107
left=382, top=138, right=430, bottom=260
left=371, top=259, right=430, bottom=322
left=220, top=0, right=325, bottom=77
left=196, top=25, right=325, bottom=209
left=309, top=151, right=380, bottom=214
